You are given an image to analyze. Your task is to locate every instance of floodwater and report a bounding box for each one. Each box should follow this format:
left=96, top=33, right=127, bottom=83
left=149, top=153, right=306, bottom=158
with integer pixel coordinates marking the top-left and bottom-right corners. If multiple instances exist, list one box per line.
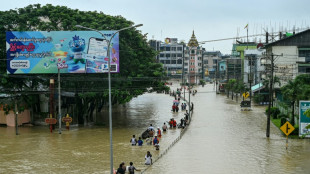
left=1, top=84, right=310, bottom=174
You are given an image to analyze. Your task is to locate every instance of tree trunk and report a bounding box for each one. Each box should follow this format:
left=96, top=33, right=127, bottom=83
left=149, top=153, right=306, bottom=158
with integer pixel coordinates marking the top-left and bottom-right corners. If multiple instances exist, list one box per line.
left=291, top=101, right=295, bottom=126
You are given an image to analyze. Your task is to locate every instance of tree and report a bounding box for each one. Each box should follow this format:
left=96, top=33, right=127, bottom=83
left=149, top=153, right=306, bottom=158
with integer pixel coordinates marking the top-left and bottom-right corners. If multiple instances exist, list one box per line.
left=0, top=4, right=167, bottom=124
left=280, top=74, right=310, bottom=126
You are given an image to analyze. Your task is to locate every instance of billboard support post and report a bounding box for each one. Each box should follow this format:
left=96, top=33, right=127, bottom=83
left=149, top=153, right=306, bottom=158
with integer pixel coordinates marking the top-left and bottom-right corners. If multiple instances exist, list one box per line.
left=76, top=24, right=143, bottom=174
left=58, top=69, right=61, bottom=134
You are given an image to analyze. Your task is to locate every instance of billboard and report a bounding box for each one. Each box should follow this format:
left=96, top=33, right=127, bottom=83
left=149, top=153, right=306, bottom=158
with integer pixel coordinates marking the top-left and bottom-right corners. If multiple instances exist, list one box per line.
left=299, top=101, right=310, bottom=137
left=6, top=31, right=119, bottom=74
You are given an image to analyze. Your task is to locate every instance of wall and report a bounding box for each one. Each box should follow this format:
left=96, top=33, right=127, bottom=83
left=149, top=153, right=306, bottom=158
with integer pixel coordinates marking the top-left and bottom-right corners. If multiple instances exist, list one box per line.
left=0, top=110, right=31, bottom=126
left=272, top=46, right=298, bottom=86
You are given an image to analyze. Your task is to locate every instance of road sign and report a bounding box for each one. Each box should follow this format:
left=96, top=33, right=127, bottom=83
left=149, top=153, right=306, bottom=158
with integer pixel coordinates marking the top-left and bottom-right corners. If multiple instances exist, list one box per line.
left=45, top=118, right=57, bottom=124
left=280, top=121, right=295, bottom=136
left=62, top=117, right=72, bottom=123
left=242, top=92, right=249, bottom=99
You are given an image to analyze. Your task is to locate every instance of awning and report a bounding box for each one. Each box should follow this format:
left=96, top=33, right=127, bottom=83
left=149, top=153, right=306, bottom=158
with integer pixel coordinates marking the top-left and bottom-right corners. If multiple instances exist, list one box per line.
left=251, top=83, right=264, bottom=93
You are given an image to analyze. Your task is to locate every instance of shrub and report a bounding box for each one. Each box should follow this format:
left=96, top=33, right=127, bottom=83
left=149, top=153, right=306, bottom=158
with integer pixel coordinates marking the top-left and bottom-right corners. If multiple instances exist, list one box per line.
left=266, top=107, right=280, bottom=119
left=253, top=94, right=264, bottom=104
left=291, top=124, right=299, bottom=135
left=278, top=114, right=289, bottom=126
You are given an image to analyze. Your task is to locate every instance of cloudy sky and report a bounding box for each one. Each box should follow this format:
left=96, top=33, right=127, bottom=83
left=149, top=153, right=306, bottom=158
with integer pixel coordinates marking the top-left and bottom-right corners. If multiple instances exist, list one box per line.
left=1, top=0, right=310, bottom=54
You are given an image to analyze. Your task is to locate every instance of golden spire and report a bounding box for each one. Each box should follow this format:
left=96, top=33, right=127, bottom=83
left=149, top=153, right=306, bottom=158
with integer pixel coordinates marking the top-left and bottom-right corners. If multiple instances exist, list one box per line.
left=188, top=30, right=199, bottom=47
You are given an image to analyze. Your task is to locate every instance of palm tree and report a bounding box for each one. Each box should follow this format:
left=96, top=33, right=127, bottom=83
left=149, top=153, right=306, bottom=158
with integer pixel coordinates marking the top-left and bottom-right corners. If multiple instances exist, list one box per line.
left=281, top=80, right=302, bottom=126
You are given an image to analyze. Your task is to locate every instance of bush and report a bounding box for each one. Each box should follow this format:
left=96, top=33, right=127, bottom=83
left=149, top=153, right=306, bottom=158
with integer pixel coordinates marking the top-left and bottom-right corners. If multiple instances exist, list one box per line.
left=266, top=107, right=280, bottom=119
left=253, top=94, right=264, bottom=104
left=291, top=124, right=299, bottom=135
left=278, top=114, right=289, bottom=126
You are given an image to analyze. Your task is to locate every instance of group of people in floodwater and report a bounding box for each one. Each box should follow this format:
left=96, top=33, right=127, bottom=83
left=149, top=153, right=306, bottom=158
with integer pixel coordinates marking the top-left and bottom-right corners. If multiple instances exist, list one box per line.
left=117, top=86, right=195, bottom=174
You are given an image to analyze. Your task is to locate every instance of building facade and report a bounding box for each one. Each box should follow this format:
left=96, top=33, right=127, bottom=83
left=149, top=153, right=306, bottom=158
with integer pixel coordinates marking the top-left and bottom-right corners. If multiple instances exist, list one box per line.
left=202, top=51, right=222, bottom=80
left=184, top=31, right=205, bottom=84
left=149, top=38, right=184, bottom=78
left=264, top=29, right=310, bottom=87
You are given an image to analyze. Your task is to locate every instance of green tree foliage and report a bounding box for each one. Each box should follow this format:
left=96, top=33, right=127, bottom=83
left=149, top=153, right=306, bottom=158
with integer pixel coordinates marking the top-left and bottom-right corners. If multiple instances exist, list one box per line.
left=0, top=4, right=166, bottom=123
left=281, top=74, right=310, bottom=126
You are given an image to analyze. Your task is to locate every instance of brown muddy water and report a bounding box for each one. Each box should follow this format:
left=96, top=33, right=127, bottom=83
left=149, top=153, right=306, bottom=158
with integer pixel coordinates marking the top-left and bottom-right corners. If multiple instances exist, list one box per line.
left=1, top=84, right=310, bottom=174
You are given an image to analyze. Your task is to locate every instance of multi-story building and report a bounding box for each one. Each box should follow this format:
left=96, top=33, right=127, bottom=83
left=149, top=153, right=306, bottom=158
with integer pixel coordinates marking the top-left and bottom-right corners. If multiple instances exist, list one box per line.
left=184, top=31, right=205, bottom=84
left=264, top=29, right=310, bottom=87
left=149, top=38, right=185, bottom=78
left=149, top=39, right=161, bottom=62
left=202, top=51, right=222, bottom=80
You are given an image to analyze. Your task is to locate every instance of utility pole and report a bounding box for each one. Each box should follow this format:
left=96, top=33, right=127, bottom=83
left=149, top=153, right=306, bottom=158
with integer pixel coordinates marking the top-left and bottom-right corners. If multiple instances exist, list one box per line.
left=249, top=55, right=252, bottom=108
left=266, top=53, right=274, bottom=137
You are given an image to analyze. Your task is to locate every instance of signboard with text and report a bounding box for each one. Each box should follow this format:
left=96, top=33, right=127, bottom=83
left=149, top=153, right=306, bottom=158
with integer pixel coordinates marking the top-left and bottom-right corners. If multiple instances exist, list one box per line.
left=299, top=101, right=310, bottom=137
left=6, top=31, right=119, bottom=74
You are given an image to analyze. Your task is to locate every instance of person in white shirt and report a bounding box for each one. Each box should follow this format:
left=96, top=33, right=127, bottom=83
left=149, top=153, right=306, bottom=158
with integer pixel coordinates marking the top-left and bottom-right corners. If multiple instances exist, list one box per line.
left=130, top=135, right=137, bottom=146
left=148, top=124, right=154, bottom=132
left=145, top=151, right=152, bottom=165
left=162, top=122, right=167, bottom=132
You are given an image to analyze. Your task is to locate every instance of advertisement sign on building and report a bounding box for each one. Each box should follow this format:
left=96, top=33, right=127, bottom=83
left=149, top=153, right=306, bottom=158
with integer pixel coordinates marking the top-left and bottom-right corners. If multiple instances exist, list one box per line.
left=6, top=31, right=119, bottom=74
left=299, top=101, right=310, bottom=137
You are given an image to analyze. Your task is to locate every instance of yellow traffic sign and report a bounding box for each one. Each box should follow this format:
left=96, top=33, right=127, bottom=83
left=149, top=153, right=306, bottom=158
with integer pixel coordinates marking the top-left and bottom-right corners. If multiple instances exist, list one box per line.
left=280, top=121, right=295, bottom=136
left=242, top=92, right=249, bottom=99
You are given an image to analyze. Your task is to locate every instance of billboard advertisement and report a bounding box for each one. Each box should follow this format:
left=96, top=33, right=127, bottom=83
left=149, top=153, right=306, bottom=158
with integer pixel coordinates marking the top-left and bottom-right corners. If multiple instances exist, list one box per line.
left=6, top=31, right=119, bottom=74
left=299, top=101, right=310, bottom=137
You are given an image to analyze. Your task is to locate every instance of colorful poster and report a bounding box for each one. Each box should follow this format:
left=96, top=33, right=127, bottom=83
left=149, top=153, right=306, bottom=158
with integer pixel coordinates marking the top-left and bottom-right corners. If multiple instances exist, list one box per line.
left=299, top=101, right=310, bottom=137
left=6, top=31, right=119, bottom=74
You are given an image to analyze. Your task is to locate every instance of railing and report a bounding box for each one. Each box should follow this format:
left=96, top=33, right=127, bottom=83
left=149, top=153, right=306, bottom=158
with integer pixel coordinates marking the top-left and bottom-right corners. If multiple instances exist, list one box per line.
left=140, top=92, right=193, bottom=174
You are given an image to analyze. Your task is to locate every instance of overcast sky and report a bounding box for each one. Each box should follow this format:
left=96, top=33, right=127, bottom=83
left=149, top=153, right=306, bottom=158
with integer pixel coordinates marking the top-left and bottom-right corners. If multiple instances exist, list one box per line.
left=1, top=0, right=310, bottom=54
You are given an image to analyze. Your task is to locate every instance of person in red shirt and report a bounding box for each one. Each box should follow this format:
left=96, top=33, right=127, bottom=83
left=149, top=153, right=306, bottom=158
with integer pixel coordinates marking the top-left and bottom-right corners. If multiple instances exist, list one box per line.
left=172, top=119, right=177, bottom=128
left=157, top=127, right=161, bottom=137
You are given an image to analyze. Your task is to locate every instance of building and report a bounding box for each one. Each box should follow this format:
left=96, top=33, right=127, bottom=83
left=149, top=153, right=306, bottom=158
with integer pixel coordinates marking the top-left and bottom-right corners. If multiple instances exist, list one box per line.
left=202, top=51, right=222, bottom=80
left=149, top=39, right=161, bottom=62
left=264, top=29, right=310, bottom=86
left=244, top=49, right=265, bottom=88
left=149, top=38, right=185, bottom=78
left=184, top=31, right=205, bottom=84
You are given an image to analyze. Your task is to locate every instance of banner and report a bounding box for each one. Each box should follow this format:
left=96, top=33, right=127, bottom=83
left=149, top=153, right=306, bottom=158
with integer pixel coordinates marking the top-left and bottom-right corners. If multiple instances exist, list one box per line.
left=6, top=31, right=119, bottom=74
left=299, top=101, right=310, bottom=137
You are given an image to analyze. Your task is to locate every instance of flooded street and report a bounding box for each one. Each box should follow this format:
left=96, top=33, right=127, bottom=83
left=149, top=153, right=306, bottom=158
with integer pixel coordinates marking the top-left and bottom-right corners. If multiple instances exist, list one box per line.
left=1, top=84, right=310, bottom=174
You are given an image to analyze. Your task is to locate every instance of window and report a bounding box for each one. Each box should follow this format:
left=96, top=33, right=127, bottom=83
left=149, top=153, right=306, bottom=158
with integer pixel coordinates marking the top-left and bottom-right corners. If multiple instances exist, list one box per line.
left=166, top=54, right=171, bottom=57
left=171, top=47, right=176, bottom=51
left=213, top=59, right=218, bottom=64
left=299, top=48, right=310, bottom=57
left=184, top=63, right=188, bottom=66
left=166, top=60, right=171, bottom=64
left=172, top=54, right=176, bottom=57
left=160, top=60, right=165, bottom=64
left=160, top=54, right=164, bottom=57
left=177, top=59, right=182, bottom=64
left=160, top=47, right=164, bottom=51
left=177, top=47, right=183, bottom=51
left=177, top=54, right=182, bottom=57
left=204, top=60, right=208, bottom=64
left=198, top=63, right=202, bottom=66
left=171, top=60, right=176, bottom=64
left=198, top=57, right=201, bottom=60
left=191, top=50, right=195, bottom=54
left=166, top=47, right=171, bottom=51
left=298, top=66, right=310, bottom=73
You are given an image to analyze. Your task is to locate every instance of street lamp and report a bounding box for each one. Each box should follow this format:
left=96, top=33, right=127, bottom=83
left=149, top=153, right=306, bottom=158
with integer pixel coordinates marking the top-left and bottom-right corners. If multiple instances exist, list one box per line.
left=76, top=24, right=143, bottom=174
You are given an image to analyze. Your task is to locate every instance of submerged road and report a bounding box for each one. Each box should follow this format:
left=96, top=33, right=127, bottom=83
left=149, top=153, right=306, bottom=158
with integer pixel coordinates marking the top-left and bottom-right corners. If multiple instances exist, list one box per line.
left=146, top=84, right=310, bottom=174
left=0, top=83, right=309, bottom=174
